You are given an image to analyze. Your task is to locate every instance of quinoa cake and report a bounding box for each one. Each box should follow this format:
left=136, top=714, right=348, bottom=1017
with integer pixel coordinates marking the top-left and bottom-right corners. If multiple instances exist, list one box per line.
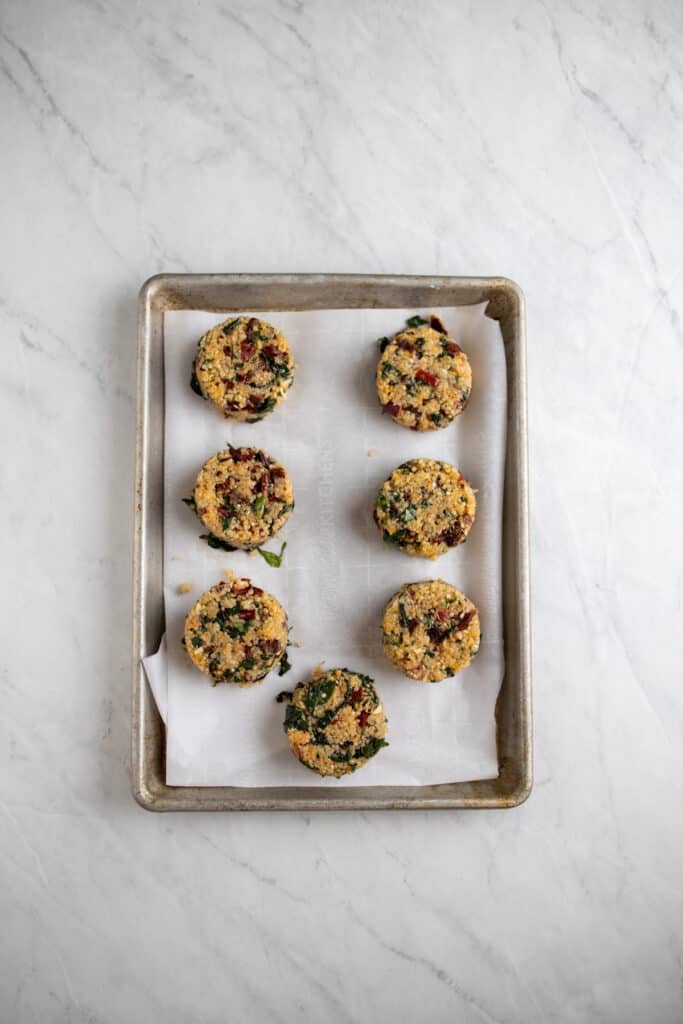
left=376, top=314, right=472, bottom=431
left=192, top=315, right=294, bottom=421
left=279, top=667, right=388, bottom=777
left=382, top=580, right=480, bottom=682
left=183, top=576, right=288, bottom=685
left=374, top=458, right=476, bottom=559
left=191, top=446, right=294, bottom=550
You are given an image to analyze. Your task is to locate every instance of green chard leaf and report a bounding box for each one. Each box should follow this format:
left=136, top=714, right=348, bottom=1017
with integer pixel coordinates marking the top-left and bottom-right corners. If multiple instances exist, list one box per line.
left=257, top=541, right=286, bottom=568
left=378, top=336, right=391, bottom=352
left=406, top=315, right=428, bottom=328
left=199, top=534, right=239, bottom=552
left=305, top=679, right=335, bottom=710
left=360, top=737, right=389, bottom=759
left=182, top=495, right=197, bottom=513
left=278, top=649, right=292, bottom=676
left=190, top=362, right=204, bottom=397
left=252, top=396, right=276, bottom=416
left=399, top=602, right=410, bottom=630
left=284, top=705, right=309, bottom=732
left=252, top=495, right=266, bottom=518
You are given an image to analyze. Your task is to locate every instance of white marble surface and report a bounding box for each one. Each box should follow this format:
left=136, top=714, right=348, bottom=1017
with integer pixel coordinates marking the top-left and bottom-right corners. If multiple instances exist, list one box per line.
left=1, top=0, right=682, bottom=1020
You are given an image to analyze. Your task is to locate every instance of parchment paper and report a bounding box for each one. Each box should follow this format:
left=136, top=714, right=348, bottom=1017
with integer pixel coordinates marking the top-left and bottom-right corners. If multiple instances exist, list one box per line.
left=143, top=305, right=506, bottom=786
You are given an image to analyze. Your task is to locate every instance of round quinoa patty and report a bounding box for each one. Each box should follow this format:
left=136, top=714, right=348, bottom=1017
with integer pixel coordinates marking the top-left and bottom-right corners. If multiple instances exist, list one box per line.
left=376, top=314, right=472, bottom=431
left=192, top=446, right=294, bottom=550
left=374, top=458, right=476, bottom=559
left=192, top=315, right=294, bottom=421
left=382, top=580, right=480, bottom=682
left=183, top=577, right=288, bottom=685
left=279, top=667, right=388, bottom=777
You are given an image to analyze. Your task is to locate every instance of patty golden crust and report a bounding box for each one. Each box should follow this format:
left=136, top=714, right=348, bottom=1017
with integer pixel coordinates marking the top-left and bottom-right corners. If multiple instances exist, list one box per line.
left=374, top=458, right=476, bottom=559
left=192, top=315, right=294, bottom=421
left=376, top=314, right=472, bottom=431
left=382, top=580, right=480, bottom=682
left=279, top=667, right=388, bottom=777
left=192, top=446, right=294, bottom=550
left=183, top=577, right=288, bottom=686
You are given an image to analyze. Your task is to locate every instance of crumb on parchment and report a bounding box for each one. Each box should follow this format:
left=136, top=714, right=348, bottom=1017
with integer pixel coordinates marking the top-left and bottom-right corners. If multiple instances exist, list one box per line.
left=171, top=555, right=181, bottom=561
left=367, top=449, right=378, bottom=457
left=294, top=640, right=304, bottom=648
left=177, top=582, right=193, bottom=594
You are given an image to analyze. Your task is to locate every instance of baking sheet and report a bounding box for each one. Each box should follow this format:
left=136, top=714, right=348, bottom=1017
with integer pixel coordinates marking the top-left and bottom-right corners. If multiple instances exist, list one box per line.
left=145, top=304, right=507, bottom=786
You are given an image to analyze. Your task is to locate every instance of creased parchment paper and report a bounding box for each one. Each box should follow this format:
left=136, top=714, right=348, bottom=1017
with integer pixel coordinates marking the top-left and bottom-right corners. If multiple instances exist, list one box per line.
left=143, top=305, right=506, bottom=786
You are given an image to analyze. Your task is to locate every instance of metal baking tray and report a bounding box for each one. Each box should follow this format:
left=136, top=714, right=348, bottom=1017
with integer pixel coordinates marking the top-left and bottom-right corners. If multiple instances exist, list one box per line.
left=132, top=274, right=531, bottom=811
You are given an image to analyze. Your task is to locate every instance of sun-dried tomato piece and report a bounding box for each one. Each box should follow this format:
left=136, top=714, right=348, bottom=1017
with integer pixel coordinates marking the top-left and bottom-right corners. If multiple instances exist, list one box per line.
left=415, top=369, right=438, bottom=387
left=456, top=609, right=477, bottom=631
left=439, top=523, right=464, bottom=546
left=349, top=688, right=363, bottom=704
left=232, top=581, right=251, bottom=594
left=262, top=344, right=281, bottom=357
left=396, top=338, right=415, bottom=352
left=462, top=513, right=473, bottom=527
left=359, top=710, right=370, bottom=727
left=436, top=608, right=450, bottom=623
left=382, top=402, right=401, bottom=416
left=446, top=341, right=461, bottom=355
left=262, top=639, right=282, bottom=655
left=428, top=626, right=445, bottom=645
left=238, top=608, right=256, bottom=620
left=429, top=315, right=447, bottom=333
left=241, top=340, right=256, bottom=360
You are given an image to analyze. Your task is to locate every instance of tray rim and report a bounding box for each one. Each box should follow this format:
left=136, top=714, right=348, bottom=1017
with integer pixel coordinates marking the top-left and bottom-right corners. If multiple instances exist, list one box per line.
left=132, top=273, right=532, bottom=811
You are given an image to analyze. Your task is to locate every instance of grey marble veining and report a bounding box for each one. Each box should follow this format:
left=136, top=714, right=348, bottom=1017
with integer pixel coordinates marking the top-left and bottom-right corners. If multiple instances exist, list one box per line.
left=1, top=0, right=683, bottom=1021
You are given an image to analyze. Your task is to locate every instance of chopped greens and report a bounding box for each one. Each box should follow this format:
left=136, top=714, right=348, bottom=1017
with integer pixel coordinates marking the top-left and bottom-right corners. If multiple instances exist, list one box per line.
left=305, top=679, right=336, bottom=709
left=251, top=396, right=276, bottom=416
left=257, top=541, right=287, bottom=568
left=399, top=602, right=410, bottom=630
left=252, top=495, right=266, bottom=518
left=284, top=704, right=309, bottom=732
left=199, top=534, right=238, bottom=552
left=278, top=649, right=292, bottom=676
left=359, top=737, right=389, bottom=759
left=182, top=495, right=197, bottom=513
left=406, top=315, right=428, bottom=328
left=190, top=362, right=204, bottom=397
